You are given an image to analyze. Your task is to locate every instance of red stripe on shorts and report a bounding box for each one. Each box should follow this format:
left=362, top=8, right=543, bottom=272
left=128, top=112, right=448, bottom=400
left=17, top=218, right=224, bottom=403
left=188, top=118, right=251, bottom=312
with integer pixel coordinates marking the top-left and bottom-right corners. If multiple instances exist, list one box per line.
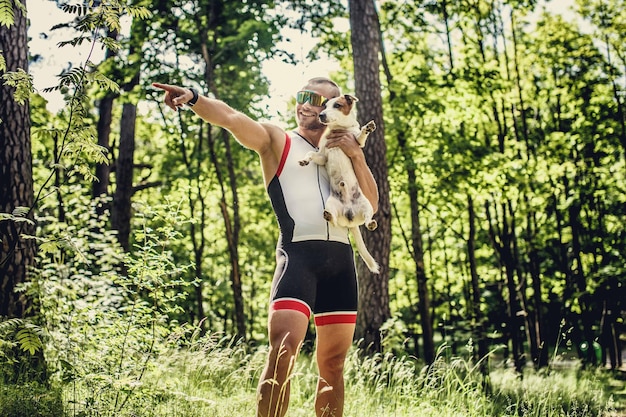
left=272, top=298, right=311, bottom=319
left=314, top=313, right=357, bottom=326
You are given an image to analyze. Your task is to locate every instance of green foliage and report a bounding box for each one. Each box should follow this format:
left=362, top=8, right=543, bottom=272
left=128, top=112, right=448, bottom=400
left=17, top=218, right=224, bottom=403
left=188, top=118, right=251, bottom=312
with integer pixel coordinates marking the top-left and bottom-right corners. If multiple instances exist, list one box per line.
left=0, top=318, right=45, bottom=383
left=51, top=339, right=618, bottom=416
left=0, top=381, right=63, bottom=417
left=0, top=206, right=35, bottom=225
left=0, top=0, right=25, bottom=27
left=0, top=0, right=14, bottom=27
left=44, top=64, right=120, bottom=95
left=33, top=195, right=196, bottom=416
left=14, top=2, right=626, bottom=413
left=1, top=68, right=33, bottom=105
left=14, top=324, right=44, bottom=356
left=0, top=319, right=39, bottom=356
left=59, top=0, right=151, bottom=35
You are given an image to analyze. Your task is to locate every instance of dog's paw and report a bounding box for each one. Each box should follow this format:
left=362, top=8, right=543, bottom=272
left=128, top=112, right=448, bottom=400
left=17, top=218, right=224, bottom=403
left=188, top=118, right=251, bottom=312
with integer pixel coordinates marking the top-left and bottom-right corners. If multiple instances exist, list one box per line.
left=366, top=220, right=378, bottom=231
left=323, top=210, right=334, bottom=222
left=364, top=120, right=376, bottom=134
left=298, top=159, right=310, bottom=166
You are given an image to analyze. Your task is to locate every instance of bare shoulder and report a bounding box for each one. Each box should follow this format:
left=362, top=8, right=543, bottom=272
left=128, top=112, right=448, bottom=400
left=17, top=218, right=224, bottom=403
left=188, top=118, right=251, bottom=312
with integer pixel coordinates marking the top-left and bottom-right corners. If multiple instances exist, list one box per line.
left=259, top=122, right=288, bottom=155
left=256, top=122, right=288, bottom=185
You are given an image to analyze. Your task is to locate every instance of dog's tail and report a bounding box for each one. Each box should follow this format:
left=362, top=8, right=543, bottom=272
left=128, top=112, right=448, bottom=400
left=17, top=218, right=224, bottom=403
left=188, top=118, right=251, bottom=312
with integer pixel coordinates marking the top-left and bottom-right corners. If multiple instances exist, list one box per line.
left=349, top=226, right=380, bottom=274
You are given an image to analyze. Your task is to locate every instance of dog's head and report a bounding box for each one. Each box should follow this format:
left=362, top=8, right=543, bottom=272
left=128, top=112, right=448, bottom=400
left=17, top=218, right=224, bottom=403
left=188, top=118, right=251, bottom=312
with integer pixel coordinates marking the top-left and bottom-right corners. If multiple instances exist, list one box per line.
left=319, top=94, right=359, bottom=126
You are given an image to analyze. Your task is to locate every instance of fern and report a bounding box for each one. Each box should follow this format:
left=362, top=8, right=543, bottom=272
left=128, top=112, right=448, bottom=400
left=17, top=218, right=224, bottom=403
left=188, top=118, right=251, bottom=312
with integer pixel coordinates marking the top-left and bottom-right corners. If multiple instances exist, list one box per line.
left=0, top=208, right=35, bottom=225
left=0, top=0, right=26, bottom=27
left=127, top=5, right=152, bottom=20
left=1, top=68, right=33, bottom=104
left=0, top=317, right=23, bottom=333
left=16, top=325, right=44, bottom=355
left=0, top=318, right=43, bottom=355
left=61, top=3, right=89, bottom=17
left=91, top=70, right=120, bottom=93
left=0, top=0, right=15, bottom=27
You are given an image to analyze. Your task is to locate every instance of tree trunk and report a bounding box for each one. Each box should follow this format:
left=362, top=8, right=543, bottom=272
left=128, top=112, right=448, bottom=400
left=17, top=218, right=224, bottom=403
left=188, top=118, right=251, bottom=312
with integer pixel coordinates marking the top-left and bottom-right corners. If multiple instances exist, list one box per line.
left=219, top=127, right=246, bottom=340
left=111, top=20, right=144, bottom=251
left=467, top=196, right=490, bottom=385
left=0, top=0, right=47, bottom=383
left=182, top=122, right=208, bottom=330
left=406, top=160, right=435, bottom=363
left=485, top=200, right=525, bottom=374
left=349, top=0, right=391, bottom=353
left=525, top=209, right=548, bottom=368
left=111, top=103, right=136, bottom=251
left=568, top=197, right=596, bottom=366
left=93, top=29, right=119, bottom=203
left=203, top=125, right=246, bottom=340
left=0, top=0, right=35, bottom=318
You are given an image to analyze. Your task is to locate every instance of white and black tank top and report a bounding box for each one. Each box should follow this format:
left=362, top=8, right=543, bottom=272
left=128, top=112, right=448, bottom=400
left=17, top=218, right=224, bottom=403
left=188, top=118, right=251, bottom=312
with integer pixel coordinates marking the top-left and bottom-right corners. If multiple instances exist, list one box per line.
left=267, top=131, right=349, bottom=244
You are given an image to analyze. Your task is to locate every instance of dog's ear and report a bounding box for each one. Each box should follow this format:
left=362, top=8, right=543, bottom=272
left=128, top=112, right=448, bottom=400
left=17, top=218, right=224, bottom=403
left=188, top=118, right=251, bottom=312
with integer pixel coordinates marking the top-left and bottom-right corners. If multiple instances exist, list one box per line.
left=344, top=94, right=358, bottom=105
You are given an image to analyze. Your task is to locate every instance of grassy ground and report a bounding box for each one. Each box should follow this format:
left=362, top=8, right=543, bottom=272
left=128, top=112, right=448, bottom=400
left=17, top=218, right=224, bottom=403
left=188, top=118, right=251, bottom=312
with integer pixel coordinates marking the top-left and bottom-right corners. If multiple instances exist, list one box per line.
left=69, top=342, right=622, bottom=417
left=2, top=340, right=623, bottom=416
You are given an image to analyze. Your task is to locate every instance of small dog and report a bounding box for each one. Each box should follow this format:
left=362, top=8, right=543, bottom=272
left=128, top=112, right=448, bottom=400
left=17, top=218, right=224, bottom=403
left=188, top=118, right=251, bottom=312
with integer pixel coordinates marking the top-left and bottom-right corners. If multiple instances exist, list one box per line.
left=299, top=94, right=379, bottom=273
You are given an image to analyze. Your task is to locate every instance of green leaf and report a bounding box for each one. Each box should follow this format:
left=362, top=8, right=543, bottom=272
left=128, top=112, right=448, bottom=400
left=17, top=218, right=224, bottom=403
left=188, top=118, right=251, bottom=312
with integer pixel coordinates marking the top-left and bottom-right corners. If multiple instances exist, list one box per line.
left=16, top=326, right=43, bottom=355
left=0, top=0, right=15, bottom=27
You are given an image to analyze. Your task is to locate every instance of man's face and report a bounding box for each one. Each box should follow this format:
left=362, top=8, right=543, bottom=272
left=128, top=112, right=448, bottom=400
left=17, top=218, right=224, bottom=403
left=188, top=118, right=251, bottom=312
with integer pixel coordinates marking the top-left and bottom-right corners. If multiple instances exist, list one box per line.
left=295, top=84, right=338, bottom=131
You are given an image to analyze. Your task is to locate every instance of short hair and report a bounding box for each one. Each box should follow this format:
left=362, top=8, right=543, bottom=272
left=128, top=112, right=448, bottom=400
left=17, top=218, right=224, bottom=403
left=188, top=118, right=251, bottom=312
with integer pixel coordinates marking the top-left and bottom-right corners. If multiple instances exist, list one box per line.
left=304, top=77, right=341, bottom=97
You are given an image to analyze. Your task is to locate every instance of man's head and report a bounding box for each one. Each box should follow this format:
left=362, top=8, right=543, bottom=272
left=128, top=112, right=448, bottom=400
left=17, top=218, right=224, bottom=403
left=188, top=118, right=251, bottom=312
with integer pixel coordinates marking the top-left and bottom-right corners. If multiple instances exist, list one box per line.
left=296, top=77, right=340, bottom=131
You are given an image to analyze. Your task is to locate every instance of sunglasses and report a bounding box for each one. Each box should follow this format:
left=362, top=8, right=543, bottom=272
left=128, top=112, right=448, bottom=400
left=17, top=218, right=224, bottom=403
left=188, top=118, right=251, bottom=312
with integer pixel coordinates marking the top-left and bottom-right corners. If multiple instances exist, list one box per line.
left=296, top=90, right=329, bottom=107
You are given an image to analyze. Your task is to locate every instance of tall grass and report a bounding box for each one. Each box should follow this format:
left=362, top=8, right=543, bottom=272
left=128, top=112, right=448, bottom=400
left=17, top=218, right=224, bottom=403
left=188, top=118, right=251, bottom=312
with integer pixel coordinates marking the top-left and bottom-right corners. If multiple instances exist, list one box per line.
left=2, top=332, right=618, bottom=416
left=54, top=338, right=616, bottom=417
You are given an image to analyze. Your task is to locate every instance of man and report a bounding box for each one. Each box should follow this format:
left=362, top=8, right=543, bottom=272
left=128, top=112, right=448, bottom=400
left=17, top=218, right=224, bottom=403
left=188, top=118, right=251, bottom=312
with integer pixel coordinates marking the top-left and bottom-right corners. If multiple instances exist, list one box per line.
left=153, top=77, right=378, bottom=417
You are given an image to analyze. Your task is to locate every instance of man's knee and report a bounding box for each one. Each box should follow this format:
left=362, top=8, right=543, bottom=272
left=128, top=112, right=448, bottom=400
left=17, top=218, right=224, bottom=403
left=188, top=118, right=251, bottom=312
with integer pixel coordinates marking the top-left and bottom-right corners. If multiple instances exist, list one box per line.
left=269, top=332, right=302, bottom=364
left=318, top=351, right=347, bottom=376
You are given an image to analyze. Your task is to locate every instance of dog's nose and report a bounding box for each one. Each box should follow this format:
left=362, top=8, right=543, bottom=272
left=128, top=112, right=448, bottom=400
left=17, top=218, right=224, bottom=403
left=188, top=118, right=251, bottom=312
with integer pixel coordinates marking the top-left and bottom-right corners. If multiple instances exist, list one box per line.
left=319, top=113, right=328, bottom=123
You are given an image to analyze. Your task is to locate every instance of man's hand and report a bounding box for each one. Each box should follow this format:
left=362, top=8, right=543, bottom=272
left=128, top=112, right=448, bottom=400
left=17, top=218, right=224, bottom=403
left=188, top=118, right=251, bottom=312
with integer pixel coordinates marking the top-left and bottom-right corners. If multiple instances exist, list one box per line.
left=325, top=129, right=363, bottom=159
left=152, top=83, right=194, bottom=110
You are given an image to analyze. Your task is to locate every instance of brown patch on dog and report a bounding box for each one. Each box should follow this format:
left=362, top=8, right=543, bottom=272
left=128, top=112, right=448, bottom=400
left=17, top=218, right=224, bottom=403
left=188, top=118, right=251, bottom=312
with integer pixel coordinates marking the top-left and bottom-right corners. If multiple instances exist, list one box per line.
left=331, top=95, right=356, bottom=116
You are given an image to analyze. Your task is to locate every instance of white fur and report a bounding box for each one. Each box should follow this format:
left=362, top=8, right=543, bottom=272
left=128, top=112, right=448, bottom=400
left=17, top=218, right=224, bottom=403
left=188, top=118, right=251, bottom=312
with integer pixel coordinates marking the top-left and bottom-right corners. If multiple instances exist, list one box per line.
left=299, top=95, right=379, bottom=274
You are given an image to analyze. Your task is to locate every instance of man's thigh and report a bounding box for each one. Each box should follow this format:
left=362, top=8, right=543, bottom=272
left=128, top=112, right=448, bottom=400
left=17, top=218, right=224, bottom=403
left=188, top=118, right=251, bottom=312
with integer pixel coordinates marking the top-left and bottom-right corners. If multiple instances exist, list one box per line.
left=315, top=323, right=356, bottom=362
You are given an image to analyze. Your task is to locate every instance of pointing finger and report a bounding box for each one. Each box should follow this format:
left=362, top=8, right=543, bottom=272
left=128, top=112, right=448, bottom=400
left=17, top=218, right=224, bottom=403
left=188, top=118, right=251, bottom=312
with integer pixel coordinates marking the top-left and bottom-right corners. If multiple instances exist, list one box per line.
left=152, top=82, right=185, bottom=111
left=152, top=82, right=174, bottom=91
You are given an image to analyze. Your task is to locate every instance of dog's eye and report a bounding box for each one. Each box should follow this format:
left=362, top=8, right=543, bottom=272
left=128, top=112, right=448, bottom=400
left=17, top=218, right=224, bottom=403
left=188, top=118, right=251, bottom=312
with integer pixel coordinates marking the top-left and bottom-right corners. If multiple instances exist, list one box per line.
left=333, top=103, right=341, bottom=109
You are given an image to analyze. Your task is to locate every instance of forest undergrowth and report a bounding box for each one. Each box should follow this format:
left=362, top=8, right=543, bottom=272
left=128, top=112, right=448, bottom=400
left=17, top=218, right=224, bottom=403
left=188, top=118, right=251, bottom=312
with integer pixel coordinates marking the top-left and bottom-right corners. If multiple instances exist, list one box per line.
left=2, top=335, right=622, bottom=417
left=1, top=201, right=623, bottom=417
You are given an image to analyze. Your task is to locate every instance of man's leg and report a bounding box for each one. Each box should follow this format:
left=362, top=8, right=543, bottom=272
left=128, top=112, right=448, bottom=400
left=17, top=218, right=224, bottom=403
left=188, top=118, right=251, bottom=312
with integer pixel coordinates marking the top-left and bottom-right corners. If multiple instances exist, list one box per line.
left=314, top=323, right=356, bottom=417
left=257, top=309, right=309, bottom=417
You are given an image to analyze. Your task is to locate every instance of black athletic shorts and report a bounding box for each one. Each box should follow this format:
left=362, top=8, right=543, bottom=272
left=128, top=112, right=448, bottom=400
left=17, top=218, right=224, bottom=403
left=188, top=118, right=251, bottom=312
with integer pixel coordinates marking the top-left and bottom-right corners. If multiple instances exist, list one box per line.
left=270, top=240, right=358, bottom=326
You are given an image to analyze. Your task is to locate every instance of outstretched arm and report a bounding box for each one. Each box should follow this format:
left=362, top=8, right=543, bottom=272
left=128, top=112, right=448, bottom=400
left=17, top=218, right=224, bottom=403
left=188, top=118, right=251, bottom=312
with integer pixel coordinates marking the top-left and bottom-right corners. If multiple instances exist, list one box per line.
left=152, top=83, right=271, bottom=155
left=152, top=83, right=286, bottom=186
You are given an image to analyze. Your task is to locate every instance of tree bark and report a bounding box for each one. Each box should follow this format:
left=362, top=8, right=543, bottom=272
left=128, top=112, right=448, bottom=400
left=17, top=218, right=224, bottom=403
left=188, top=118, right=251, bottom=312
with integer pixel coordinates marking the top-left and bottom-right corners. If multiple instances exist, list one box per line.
left=0, top=0, right=47, bottom=384
left=93, top=29, right=119, bottom=203
left=406, top=160, right=435, bottom=363
left=111, top=21, right=144, bottom=251
left=0, top=0, right=35, bottom=318
left=468, top=196, right=490, bottom=384
left=485, top=200, right=525, bottom=374
left=349, top=0, right=391, bottom=353
left=111, top=102, right=136, bottom=251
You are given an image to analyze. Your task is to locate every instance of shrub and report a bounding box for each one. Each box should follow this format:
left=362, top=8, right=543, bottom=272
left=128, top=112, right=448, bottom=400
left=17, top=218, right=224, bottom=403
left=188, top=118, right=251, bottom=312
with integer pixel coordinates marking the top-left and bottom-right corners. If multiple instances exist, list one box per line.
left=0, top=382, right=63, bottom=417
